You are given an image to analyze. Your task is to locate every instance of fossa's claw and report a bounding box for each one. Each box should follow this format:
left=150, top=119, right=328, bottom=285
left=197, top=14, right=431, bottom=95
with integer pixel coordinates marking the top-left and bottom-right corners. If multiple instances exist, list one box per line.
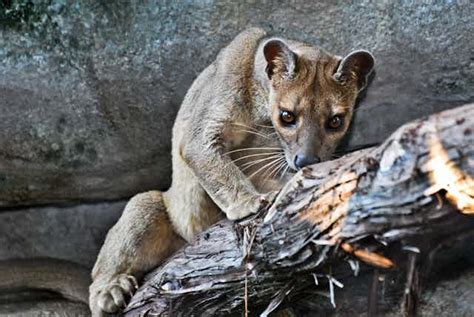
left=94, top=274, right=138, bottom=315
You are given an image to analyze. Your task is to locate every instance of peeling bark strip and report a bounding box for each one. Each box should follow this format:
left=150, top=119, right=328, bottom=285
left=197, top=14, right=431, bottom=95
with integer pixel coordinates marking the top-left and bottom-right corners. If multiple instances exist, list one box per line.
left=125, top=104, right=474, bottom=316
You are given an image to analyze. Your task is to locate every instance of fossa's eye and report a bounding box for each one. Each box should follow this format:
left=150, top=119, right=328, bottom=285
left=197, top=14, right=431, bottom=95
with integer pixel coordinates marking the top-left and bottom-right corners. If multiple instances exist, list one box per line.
left=279, top=110, right=296, bottom=125
left=327, top=115, right=344, bottom=130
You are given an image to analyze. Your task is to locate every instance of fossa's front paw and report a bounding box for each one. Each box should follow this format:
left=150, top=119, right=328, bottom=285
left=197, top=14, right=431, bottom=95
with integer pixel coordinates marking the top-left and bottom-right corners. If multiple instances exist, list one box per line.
left=225, top=192, right=275, bottom=220
left=90, top=274, right=138, bottom=316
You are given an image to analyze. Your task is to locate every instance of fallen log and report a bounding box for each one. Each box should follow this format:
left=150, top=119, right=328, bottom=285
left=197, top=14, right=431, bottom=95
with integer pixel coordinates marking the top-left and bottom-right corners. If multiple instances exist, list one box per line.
left=125, top=104, right=474, bottom=316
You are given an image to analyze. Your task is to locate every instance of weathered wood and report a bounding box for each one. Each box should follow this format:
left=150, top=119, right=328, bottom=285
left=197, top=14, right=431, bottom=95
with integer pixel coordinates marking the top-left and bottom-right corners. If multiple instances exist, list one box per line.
left=125, top=104, right=474, bottom=316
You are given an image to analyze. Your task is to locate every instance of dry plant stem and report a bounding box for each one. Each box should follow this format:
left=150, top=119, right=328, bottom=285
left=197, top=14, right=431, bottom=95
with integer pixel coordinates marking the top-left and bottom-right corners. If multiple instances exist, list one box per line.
left=125, top=104, right=474, bottom=316
left=368, top=269, right=380, bottom=317
left=402, top=253, right=419, bottom=317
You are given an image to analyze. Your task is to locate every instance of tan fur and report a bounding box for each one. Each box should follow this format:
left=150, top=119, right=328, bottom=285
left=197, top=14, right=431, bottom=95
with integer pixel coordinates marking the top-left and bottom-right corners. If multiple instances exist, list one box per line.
left=89, top=28, right=374, bottom=316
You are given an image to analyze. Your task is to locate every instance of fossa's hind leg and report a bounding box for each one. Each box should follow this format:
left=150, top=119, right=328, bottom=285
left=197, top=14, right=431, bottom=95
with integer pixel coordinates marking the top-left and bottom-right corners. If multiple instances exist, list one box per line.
left=89, top=191, right=185, bottom=316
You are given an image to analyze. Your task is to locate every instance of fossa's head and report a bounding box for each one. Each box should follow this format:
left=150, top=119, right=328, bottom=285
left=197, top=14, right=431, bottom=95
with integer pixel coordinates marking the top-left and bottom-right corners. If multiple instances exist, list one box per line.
left=262, top=39, right=374, bottom=171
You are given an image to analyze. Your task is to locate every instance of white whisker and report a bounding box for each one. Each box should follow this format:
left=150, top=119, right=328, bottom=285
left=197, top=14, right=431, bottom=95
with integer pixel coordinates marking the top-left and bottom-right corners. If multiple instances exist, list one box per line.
left=274, top=161, right=288, bottom=178
left=247, top=156, right=285, bottom=180
left=231, top=122, right=260, bottom=132
left=261, top=159, right=287, bottom=186
left=240, top=154, right=284, bottom=172
left=230, top=123, right=276, bottom=139
left=254, top=123, right=275, bottom=129
left=280, top=164, right=291, bottom=180
left=235, top=129, right=272, bottom=139
left=260, top=159, right=282, bottom=182
left=268, top=157, right=287, bottom=177
left=223, top=147, right=283, bottom=156
left=232, top=152, right=284, bottom=163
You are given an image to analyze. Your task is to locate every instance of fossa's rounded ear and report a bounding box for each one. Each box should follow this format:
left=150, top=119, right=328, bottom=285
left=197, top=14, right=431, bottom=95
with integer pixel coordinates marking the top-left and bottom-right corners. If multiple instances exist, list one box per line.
left=334, top=50, right=374, bottom=91
left=263, top=39, right=297, bottom=80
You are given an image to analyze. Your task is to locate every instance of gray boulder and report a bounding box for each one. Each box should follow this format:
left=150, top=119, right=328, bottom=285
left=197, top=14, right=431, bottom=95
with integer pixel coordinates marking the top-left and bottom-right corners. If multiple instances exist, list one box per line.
left=0, top=200, right=125, bottom=267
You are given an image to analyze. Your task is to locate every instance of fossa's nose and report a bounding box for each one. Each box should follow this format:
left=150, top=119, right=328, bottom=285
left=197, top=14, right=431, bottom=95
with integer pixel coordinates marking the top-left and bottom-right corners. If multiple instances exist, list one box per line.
left=294, top=154, right=321, bottom=169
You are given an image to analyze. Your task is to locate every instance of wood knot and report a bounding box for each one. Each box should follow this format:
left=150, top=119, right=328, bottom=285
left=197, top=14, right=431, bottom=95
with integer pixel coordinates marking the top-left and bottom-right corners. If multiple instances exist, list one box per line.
left=366, top=157, right=379, bottom=170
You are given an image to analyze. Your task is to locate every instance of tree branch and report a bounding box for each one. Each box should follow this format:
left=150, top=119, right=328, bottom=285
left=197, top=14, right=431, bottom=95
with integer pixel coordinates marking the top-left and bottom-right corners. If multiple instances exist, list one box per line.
left=125, top=104, right=474, bottom=316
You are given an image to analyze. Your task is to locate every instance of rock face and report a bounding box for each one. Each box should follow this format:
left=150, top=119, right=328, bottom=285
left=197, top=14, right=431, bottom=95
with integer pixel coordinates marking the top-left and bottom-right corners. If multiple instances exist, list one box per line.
left=0, top=200, right=125, bottom=268
left=0, top=1, right=472, bottom=206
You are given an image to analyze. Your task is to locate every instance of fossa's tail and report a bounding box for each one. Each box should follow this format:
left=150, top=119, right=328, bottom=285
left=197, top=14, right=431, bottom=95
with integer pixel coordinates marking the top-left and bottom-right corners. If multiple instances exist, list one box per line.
left=0, top=258, right=91, bottom=316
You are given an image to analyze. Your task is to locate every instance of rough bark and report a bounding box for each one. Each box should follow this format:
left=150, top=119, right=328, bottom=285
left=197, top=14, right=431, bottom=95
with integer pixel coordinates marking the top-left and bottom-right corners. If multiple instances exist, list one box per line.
left=125, top=104, right=474, bottom=316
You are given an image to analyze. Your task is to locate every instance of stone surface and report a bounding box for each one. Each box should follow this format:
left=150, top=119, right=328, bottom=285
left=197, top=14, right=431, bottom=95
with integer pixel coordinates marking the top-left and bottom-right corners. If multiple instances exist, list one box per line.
left=0, top=200, right=125, bottom=268
left=418, top=268, right=474, bottom=317
left=0, top=1, right=472, bottom=206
